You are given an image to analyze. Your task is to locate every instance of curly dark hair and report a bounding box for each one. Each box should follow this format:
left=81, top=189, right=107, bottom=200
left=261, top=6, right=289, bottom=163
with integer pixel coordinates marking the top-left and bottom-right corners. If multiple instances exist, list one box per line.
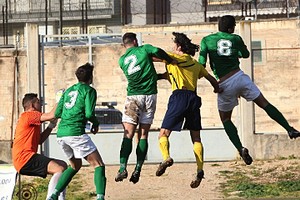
left=75, top=62, right=94, bottom=83
left=172, top=32, right=199, bottom=56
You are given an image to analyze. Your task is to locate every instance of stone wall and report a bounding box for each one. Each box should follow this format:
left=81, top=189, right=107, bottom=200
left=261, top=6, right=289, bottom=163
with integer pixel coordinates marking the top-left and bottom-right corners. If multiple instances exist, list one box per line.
left=122, top=18, right=300, bottom=134
left=0, top=18, right=299, bottom=163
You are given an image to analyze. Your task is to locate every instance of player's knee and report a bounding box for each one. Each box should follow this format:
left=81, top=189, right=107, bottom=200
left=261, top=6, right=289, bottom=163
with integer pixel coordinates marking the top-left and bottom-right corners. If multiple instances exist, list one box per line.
left=50, top=160, right=68, bottom=173
left=90, top=159, right=105, bottom=168
left=61, top=161, right=68, bottom=170
left=58, top=161, right=68, bottom=172
left=159, top=129, right=171, bottom=138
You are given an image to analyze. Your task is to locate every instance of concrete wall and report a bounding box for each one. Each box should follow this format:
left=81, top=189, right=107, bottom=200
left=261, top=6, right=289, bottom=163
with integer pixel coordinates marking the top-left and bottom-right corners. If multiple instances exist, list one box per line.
left=0, top=18, right=299, bottom=163
left=48, top=129, right=237, bottom=165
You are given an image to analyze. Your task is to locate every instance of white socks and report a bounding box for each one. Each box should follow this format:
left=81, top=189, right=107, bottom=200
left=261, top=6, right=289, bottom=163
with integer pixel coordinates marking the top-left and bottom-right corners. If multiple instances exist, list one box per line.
left=47, top=172, right=66, bottom=200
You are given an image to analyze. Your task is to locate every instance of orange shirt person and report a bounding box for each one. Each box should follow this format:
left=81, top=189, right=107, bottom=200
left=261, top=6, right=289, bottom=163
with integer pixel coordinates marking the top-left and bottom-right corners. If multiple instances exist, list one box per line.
left=12, top=93, right=67, bottom=200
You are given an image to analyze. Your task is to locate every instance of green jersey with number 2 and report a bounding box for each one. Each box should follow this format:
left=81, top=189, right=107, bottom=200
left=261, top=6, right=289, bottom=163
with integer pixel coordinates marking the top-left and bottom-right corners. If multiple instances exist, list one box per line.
left=55, top=82, right=99, bottom=137
left=198, top=32, right=250, bottom=79
left=119, top=44, right=172, bottom=96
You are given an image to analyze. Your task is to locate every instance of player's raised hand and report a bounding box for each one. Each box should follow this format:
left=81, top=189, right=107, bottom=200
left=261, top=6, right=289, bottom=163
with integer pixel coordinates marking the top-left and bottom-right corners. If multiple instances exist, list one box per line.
left=152, top=56, right=164, bottom=62
left=48, top=118, right=58, bottom=129
left=214, top=87, right=224, bottom=93
left=55, top=88, right=65, bottom=103
left=91, top=124, right=99, bottom=134
left=157, top=71, right=169, bottom=80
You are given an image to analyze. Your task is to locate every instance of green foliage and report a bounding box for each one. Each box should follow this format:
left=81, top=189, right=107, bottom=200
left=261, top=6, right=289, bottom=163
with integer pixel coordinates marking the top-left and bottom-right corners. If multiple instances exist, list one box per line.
left=32, top=178, right=48, bottom=193
left=288, top=155, right=297, bottom=160
left=277, top=155, right=298, bottom=160
left=236, top=182, right=280, bottom=198
left=219, top=161, right=300, bottom=199
left=278, top=180, right=300, bottom=192
left=12, top=176, right=94, bottom=200
left=210, top=163, right=221, bottom=167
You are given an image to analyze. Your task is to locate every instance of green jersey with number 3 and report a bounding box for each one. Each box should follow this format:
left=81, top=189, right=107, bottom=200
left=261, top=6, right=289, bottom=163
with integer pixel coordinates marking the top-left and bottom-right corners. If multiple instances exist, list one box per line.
left=198, top=32, right=250, bottom=79
left=119, top=44, right=172, bottom=96
left=55, top=82, right=99, bottom=137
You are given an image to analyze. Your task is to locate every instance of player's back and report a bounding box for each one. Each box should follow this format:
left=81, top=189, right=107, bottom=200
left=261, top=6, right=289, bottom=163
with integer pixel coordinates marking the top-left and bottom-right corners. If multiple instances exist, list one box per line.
left=57, top=82, right=96, bottom=137
left=167, top=53, right=207, bottom=91
left=201, top=32, right=249, bottom=78
left=119, top=44, right=158, bottom=96
left=12, top=111, right=42, bottom=171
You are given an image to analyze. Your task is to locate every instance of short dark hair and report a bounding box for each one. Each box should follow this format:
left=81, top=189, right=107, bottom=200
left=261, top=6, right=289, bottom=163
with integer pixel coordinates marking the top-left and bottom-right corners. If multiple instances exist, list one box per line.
left=172, top=32, right=199, bottom=56
left=218, top=15, right=236, bottom=33
left=75, top=63, right=94, bottom=83
left=22, top=93, right=38, bottom=109
left=122, top=32, right=137, bottom=45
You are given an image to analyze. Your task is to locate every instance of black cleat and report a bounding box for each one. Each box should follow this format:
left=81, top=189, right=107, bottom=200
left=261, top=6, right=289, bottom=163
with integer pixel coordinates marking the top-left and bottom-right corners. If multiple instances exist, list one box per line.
left=115, top=169, right=128, bottom=182
left=129, top=170, right=140, bottom=184
left=239, top=147, right=253, bottom=165
left=190, top=170, right=204, bottom=189
left=288, top=127, right=300, bottom=139
left=156, top=157, right=174, bottom=176
left=47, top=195, right=58, bottom=200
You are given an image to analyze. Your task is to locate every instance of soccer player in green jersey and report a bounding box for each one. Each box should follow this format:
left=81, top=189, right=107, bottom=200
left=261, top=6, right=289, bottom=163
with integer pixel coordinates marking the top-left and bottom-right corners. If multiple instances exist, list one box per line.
left=115, top=32, right=175, bottom=184
left=198, top=15, right=300, bottom=165
left=155, top=32, right=222, bottom=188
left=48, top=63, right=106, bottom=200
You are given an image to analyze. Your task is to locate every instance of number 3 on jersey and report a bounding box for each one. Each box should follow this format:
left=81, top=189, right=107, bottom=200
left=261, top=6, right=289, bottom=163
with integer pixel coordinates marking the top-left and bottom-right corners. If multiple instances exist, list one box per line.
left=65, top=91, right=78, bottom=109
left=217, top=39, right=232, bottom=56
left=125, top=55, right=141, bottom=75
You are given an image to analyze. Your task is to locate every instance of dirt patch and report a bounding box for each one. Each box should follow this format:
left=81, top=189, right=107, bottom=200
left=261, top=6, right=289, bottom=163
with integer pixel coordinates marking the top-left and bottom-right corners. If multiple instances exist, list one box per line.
left=78, top=158, right=300, bottom=200
left=21, top=158, right=300, bottom=199
left=78, top=161, right=239, bottom=200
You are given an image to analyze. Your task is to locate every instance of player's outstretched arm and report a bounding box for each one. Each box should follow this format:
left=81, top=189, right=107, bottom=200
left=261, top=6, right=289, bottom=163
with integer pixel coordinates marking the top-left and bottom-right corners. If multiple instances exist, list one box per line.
left=91, top=124, right=99, bottom=134
left=152, top=56, right=164, bottom=62
left=205, top=73, right=223, bottom=93
left=157, top=71, right=170, bottom=81
left=40, top=103, right=58, bottom=122
left=40, top=118, right=57, bottom=144
left=237, top=36, right=250, bottom=58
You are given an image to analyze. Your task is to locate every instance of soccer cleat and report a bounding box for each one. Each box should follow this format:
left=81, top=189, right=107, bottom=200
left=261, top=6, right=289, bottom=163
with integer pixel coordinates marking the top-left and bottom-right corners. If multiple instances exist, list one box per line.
left=97, top=194, right=105, bottom=200
left=156, top=157, right=174, bottom=176
left=115, top=169, right=128, bottom=182
left=190, top=170, right=204, bottom=189
left=47, top=195, right=58, bottom=200
left=129, top=170, right=141, bottom=184
left=288, top=127, right=300, bottom=139
left=239, top=147, right=253, bottom=165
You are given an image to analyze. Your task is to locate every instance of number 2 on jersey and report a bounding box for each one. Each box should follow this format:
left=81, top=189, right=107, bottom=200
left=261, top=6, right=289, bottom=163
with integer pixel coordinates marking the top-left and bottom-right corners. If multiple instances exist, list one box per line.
left=217, top=39, right=232, bottom=56
left=65, top=91, right=78, bottom=109
left=125, top=55, right=141, bottom=75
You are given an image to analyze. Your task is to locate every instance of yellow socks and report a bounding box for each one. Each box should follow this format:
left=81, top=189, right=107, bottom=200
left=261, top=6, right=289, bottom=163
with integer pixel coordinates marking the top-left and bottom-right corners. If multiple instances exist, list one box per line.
left=159, top=136, right=170, bottom=160
left=193, top=142, right=204, bottom=171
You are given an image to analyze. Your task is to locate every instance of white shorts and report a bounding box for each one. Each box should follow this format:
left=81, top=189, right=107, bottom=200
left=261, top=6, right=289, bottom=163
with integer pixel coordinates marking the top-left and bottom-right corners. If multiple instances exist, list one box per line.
left=218, top=70, right=261, bottom=112
left=57, top=134, right=97, bottom=159
left=122, top=94, right=157, bottom=125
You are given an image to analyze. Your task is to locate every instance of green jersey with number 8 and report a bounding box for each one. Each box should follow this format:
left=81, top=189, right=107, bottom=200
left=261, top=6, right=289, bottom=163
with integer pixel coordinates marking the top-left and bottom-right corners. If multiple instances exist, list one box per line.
left=198, top=31, right=250, bottom=79
left=55, top=82, right=99, bottom=137
left=119, top=44, right=171, bottom=96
